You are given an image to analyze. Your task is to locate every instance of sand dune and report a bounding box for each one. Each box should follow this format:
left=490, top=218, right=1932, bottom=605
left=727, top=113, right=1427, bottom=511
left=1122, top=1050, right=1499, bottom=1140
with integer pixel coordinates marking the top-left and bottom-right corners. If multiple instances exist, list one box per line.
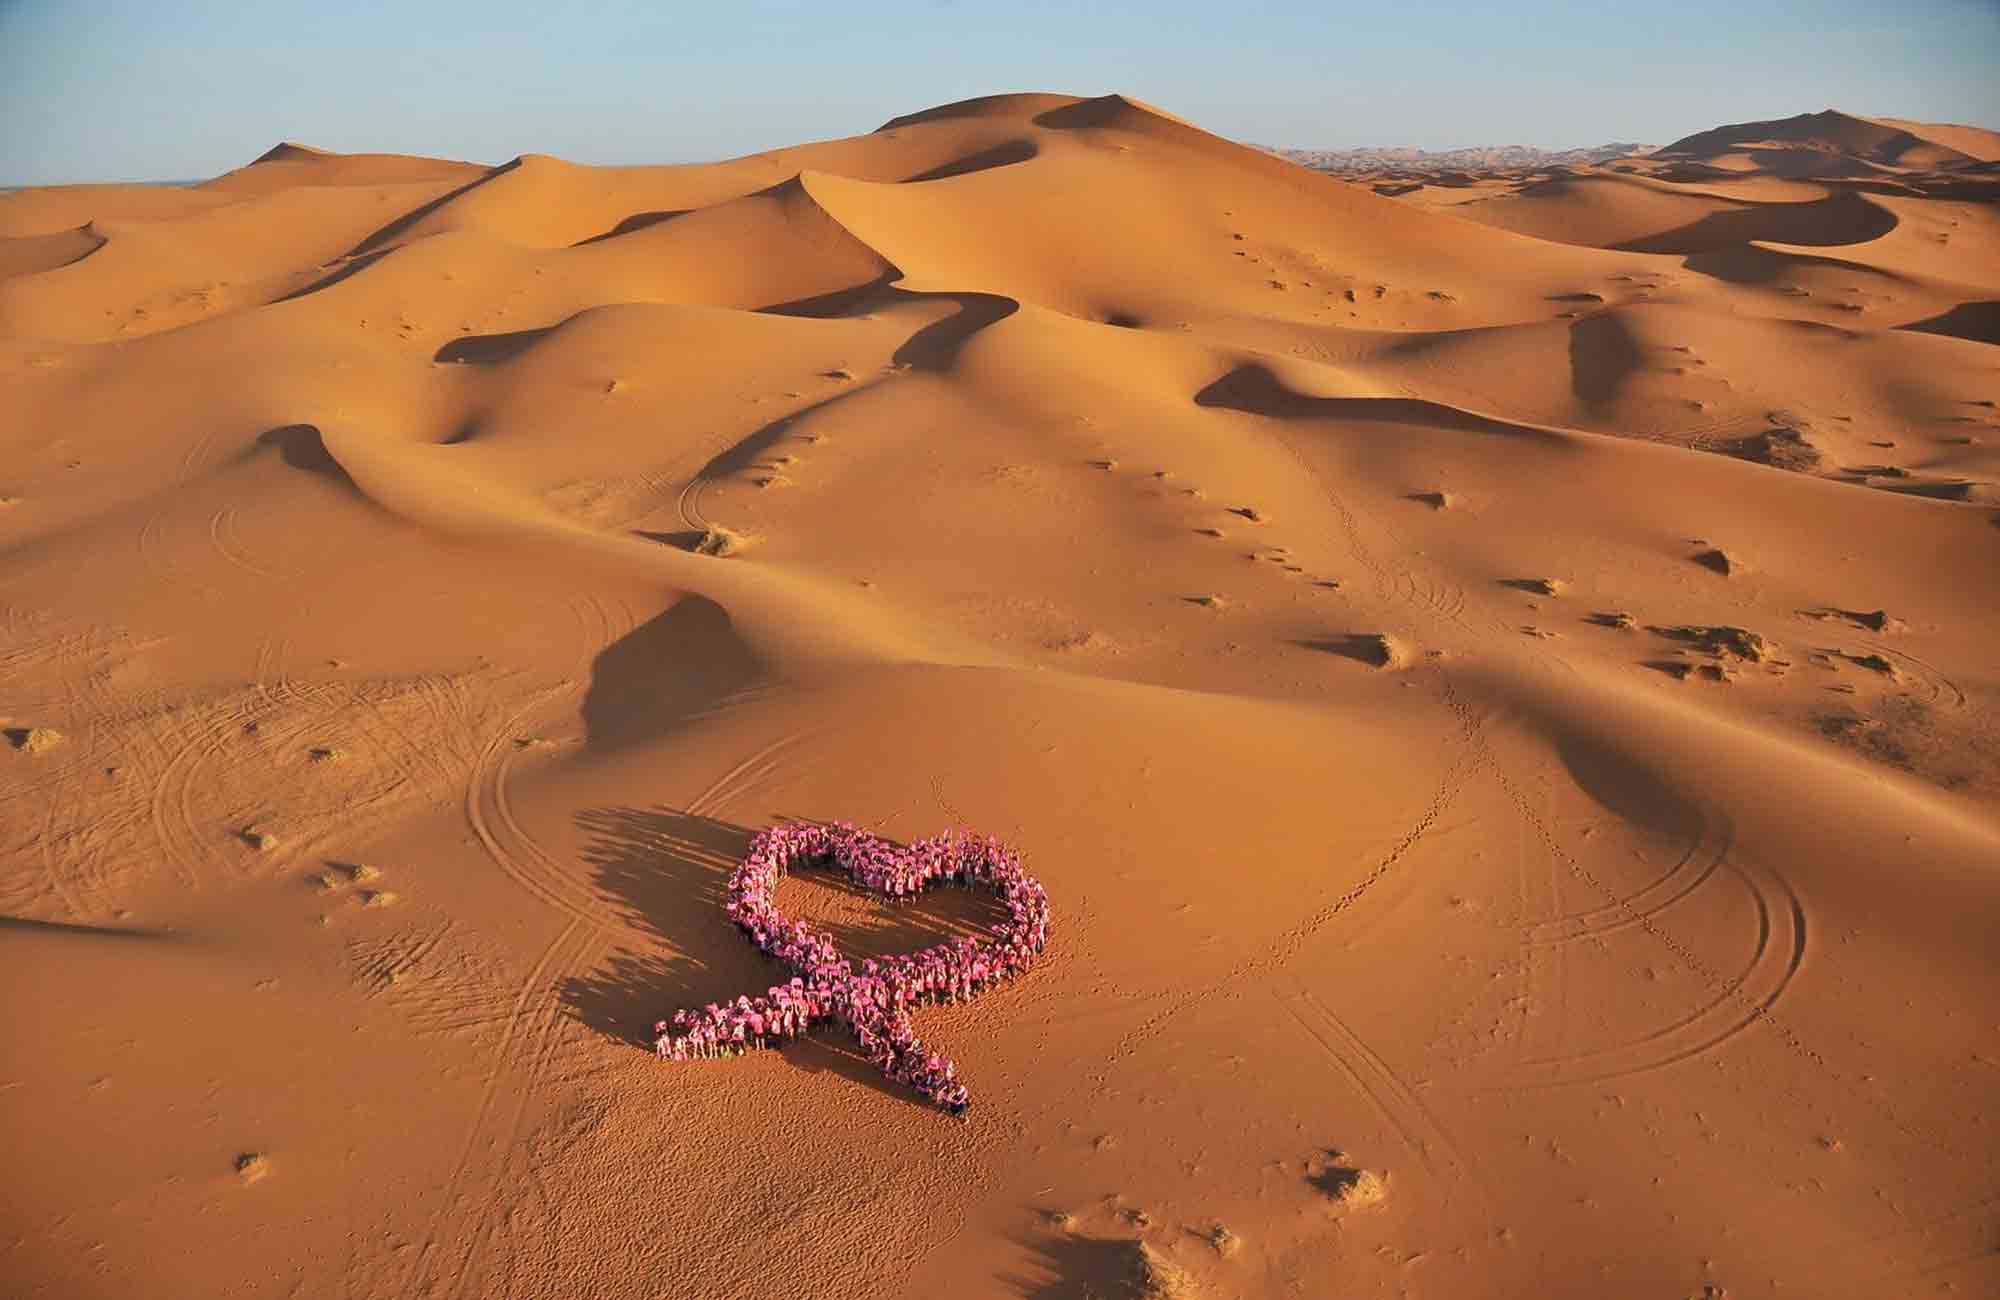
left=1653, top=109, right=1988, bottom=173
left=2, top=91, right=1997, bottom=1300
left=1867, top=116, right=2000, bottom=163
left=0, top=222, right=104, bottom=282
left=204, top=142, right=489, bottom=195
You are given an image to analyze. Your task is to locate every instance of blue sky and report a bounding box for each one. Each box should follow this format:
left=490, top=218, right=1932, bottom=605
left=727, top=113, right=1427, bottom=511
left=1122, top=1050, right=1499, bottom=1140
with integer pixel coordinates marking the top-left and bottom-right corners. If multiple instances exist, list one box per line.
left=3, top=0, right=1996, bottom=184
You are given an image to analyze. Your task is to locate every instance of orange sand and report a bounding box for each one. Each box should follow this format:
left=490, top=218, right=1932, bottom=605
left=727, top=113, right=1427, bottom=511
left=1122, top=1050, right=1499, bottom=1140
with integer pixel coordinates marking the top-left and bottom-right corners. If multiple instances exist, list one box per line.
left=2, top=93, right=1996, bottom=1299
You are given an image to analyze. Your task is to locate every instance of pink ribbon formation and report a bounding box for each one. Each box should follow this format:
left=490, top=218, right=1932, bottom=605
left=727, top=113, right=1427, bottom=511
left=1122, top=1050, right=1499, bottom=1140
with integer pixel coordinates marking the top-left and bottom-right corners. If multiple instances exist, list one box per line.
left=654, top=821, right=1051, bottom=1116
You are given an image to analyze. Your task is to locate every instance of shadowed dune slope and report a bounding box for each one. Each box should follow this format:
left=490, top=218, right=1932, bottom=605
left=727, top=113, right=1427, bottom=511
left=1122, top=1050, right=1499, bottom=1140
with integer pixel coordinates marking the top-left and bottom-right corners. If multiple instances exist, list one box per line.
left=1867, top=116, right=2000, bottom=162
left=1656, top=109, right=1984, bottom=171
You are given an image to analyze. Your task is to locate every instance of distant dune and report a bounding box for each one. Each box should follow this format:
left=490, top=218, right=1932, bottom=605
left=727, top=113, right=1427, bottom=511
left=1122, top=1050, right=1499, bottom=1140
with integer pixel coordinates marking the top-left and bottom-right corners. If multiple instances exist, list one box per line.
left=1649, top=108, right=1998, bottom=175
left=2, top=91, right=1996, bottom=1300
left=1267, top=140, right=1656, bottom=176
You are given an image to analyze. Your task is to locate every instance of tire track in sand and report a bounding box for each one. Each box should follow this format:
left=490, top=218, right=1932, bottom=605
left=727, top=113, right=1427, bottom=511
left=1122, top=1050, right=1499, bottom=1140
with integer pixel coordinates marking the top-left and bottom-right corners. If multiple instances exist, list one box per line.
left=1499, top=857, right=1807, bottom=1087
left=207, top=507, right=279, bottom=579
left=414, top=704, right=806, bottom=1297
left=438, top=922, right=609, bottom=1300
left=676, top=471, right=710, bottom=534
left=1517, top=808, right=1736, bottom=948
left=1086, top=701, right=1487, bottom=1088
left=464, top=691, right=622, bottom=932
left=1430, top=671, right=1817, bottom=1086
left=1277, top=984, right=1492, bottom=1218
left=403, top=916, right=594, bottom=1299
left=1482, top=748, right=1816, bottom=1084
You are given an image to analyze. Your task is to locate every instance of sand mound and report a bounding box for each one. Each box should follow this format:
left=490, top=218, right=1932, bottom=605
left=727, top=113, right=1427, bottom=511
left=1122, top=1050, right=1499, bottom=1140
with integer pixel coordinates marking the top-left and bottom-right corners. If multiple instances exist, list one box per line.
left=1134, top=1242, right=1201, bottom=1298
left=4, top=726, right=66, bottom=754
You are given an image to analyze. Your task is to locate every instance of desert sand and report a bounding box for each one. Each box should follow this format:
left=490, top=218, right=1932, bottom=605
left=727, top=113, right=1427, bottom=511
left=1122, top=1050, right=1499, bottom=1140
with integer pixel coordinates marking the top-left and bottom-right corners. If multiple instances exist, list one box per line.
left=1, top=93, right=1996, bottom=1299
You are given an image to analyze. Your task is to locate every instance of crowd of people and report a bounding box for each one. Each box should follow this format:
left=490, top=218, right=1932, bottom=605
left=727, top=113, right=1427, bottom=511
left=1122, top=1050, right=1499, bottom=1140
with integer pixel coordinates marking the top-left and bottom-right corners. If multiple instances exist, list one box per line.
left=654, top=820, right=1051, bottom=1115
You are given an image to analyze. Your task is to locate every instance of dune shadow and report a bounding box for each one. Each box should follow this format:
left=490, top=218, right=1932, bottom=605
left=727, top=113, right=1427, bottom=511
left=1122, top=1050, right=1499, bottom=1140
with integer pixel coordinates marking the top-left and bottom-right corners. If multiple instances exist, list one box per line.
left=1870, top=478, right=1978, bottom=500
left=1567, top=312, right=1643, bottom=404
left=1906, top=174, right=2000, bottom=202
left=686, top=288, right=1020, bottom=486
left=1307, top=1163, right=1368, bottom=1198
left=1609, top=191, right=1897, bottom=255
left=1195, top=364, right=1566, bottom=443
left=434, top=324, right=560, bottom=365
left=557, top=807, right=760, bottom=1048
left=1681, top=244, right=1905, bottom=288
left=1737, top=149, right=1887, bottom=181
left=1799, top=606, right=1895, bottom=632
left=760, top=277, right=1019, bottom=372
left=1898, top=301, right=2000, bottom=347
left=1002, top=1229, right=1153, bottom=1299
left=272, top=249, right=394, bottom=303
left=1031, top=98, right=1135, bottom=131
left=0, top=915, right=171, bottom=941
left=270, top=162, right=525, bottom=303
left=579, top=597, right=767, bottom=750
left=904, top=138, right=1038, bottom=183
left=559, top=806, right=1011, bottom=1104
left=571, top=209, right=689, bottom=246
left=348, top=157, right=520, bottom=256
left=254, top=424, right=359, bottom=489
left=760, top=268, right=901, bottom=320
left=679, top=387, right=868, bottom=490
left=633, top=528, right=709, bottom=551
left=1193, top=364, right=1334, bottom=418
left=1551, top=733, right=1706, bottom=841
left=1650, top=161, right=1744, bottom=185
left=1299, top=634, right=1395, bottom=667
left=892, top=291, right=1020, bottom=370
left=767, top=281, right=1021, bottom=367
